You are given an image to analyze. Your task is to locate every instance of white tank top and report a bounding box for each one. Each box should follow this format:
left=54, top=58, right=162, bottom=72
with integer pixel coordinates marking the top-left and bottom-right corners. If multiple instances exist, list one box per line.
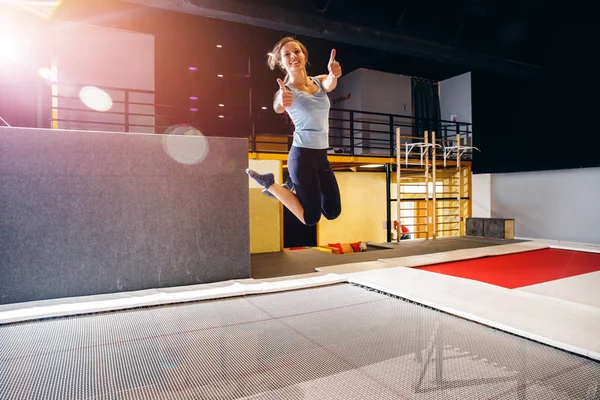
left=285, top=77, right=330, bottom=150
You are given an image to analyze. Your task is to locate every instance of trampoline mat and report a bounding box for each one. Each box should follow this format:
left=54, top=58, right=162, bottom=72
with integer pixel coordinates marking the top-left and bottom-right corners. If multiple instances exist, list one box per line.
left=1, top=283, right=599, bottom=399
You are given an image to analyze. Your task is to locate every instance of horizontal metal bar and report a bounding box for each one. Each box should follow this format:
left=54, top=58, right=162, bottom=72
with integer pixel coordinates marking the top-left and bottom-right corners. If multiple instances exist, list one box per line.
left=400, top=197, right=470, bottom=202
left=52, top=118, right=154, bottom=128
left=398, top=184, right=460, bottom=187
left=52, top=95, right=155, bottom=107
left=54, top=81, right=156, bottom=94
left=54, top=107, right=156, bottom=118
left=250, top=132, right=292, bottom=137
left=436, top=138, right=460, bottom=143
left=254, top=140, right=289, bottom=144
left=329, top=108, right=473, bottom=125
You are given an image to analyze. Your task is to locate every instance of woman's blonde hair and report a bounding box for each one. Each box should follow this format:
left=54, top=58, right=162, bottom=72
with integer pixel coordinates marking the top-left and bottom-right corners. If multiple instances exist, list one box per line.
left=267, top=36, right=310, bottom=83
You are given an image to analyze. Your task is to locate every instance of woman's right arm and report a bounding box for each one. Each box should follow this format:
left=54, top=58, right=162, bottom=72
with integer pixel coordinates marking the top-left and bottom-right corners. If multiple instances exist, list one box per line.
left=273, top=91, right=285, bottom=114
left=274, top=78, right=292, bottom=114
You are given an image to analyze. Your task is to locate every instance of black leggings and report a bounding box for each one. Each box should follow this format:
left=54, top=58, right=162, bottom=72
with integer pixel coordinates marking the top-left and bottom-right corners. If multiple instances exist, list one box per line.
left=287, top=146, right=341, bottom=226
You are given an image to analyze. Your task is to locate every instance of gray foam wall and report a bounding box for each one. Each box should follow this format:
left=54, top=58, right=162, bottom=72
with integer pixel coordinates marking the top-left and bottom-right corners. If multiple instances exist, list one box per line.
left=0, top=127, right=249, bottom=305
left=490, top=167, right=600, bottom=244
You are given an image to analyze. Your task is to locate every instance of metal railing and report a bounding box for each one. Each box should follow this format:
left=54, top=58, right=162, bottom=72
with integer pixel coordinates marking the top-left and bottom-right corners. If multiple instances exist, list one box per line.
left=46, top=92, right=474, bottom=163
left=50, top=83, right=174, bottom=134
left=250, top=107, right=473, bottom=160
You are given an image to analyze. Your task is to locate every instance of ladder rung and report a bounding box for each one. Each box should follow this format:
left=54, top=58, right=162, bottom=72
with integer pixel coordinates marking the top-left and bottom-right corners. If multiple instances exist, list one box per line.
left=398, top=184, right=459, bottom=186
left=437, top=228, right=459, bottom=232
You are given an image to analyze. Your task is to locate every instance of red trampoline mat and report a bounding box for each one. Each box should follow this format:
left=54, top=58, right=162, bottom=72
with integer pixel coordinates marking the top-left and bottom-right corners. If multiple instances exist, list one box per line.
left=416, top=249, right=600, bottom=289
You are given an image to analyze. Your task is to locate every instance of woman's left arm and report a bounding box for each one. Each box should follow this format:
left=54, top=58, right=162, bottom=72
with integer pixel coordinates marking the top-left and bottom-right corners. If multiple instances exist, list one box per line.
left=320, top=49, right=342, bottom=92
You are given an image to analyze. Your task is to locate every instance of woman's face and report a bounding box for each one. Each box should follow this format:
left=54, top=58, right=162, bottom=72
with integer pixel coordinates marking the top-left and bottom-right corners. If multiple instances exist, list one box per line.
left=280, top=41, right=306, bottom=73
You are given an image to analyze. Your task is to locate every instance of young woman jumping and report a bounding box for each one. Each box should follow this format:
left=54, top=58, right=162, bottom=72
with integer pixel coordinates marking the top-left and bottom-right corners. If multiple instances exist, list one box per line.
left=245, top=37, right=342, bottom=226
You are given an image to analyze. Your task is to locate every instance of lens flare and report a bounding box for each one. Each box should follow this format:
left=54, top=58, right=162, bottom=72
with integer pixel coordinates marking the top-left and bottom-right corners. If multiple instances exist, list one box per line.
left=162, top=124, right=209, bottom=165
left=38, top=67, right=57, bottom=82
left=79, top=86, right=113, bottom=112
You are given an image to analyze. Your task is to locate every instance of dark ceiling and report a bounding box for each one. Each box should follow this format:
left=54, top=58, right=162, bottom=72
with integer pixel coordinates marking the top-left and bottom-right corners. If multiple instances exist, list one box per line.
left=122, top=0, right=552, bottom=78
left=308, top=0, right=548, bottom=64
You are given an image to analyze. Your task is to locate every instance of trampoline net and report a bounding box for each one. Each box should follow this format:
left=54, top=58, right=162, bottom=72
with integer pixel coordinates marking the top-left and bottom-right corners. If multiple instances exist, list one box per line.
left=0, top=283, right=599, bottom=400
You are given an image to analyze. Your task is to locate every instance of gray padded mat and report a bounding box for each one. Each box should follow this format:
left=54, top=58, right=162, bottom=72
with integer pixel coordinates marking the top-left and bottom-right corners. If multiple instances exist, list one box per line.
left=1, top=284, right=598, bottom=399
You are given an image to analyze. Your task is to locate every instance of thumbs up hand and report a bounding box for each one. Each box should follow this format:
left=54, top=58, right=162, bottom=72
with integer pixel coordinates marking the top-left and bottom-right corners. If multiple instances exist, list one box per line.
left=277, top=78, right=293, bottom=108
left=328, top=49, right=342, bottom=78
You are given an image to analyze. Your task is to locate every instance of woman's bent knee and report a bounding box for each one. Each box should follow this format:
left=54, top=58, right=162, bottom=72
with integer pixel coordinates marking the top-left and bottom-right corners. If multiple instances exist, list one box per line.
left=323, top=206, right=341, bottom=221
left=304, top=211, right=321, bottom=226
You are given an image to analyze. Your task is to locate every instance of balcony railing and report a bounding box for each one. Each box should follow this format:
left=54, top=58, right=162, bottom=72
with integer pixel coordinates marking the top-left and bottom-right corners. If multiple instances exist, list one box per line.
left=250, top=107, right=473, bottom=161
left=50, top=83, right=173, bottom=134
left=45, top=90, right=474, bottom=164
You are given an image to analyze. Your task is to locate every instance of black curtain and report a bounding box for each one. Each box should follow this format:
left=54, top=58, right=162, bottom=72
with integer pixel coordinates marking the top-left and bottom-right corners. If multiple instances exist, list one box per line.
left=411, top=78, right=441, bottom=143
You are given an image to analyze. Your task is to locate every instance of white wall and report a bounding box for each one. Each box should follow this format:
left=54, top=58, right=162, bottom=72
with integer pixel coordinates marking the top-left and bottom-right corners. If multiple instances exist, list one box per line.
left=361, top=69, right=412, bottom=155
left=440, top=72, right=472, bottom=124
left=330, top=69, right=363, bottom=111
left=53, top=23, right=155, bottom=133
left=330, top=68, right=412, bottom=155
left=360, top=69, right=411, bottom=116
left=439, top=72, right=472, bottom=145
left=472, top=173, right=491, bottom=217
left=490, top=167, right=600, bottom=244
left=329, top=69, right=363, bottom=153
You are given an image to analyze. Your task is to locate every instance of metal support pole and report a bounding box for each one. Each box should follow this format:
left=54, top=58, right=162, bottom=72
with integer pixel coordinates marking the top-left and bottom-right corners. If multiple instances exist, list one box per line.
left=424, top=131, right=429, bottom=240
left=389, top=115, right=394, bottom=158
left=396, top=127, right=401, bottom=242
left=432, top=130, right=437, bottom=239
left=386, top=163, right=392, bottom=243
left=124, top=90, right=130, bottom=133
left=349, top=111, right=355, bottom=156
left=457, top=132, right=462, bottom=236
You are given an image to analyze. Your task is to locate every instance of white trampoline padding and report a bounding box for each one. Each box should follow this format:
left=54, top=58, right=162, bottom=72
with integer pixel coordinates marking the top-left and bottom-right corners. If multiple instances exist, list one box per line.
left=377, top=242, right=549, bottom=269
left=518, top=271, right=600, bottom=309
left=0, top=272, right=346, bottom=325
left=346, top=266, right=600, bottom=361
